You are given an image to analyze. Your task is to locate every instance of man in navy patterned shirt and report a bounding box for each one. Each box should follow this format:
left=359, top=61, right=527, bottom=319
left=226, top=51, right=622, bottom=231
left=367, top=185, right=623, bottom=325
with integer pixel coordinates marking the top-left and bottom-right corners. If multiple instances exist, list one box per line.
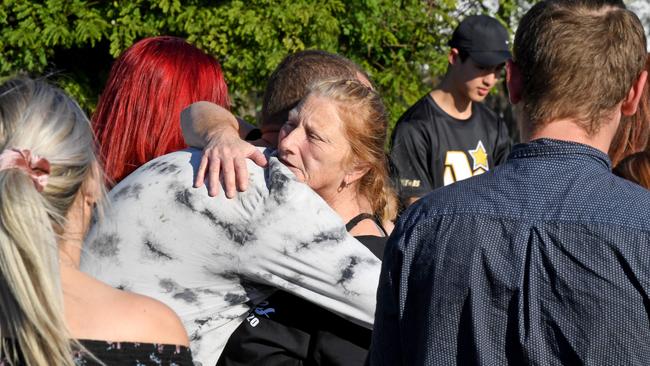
left=370, top=1, right=650, bottom=365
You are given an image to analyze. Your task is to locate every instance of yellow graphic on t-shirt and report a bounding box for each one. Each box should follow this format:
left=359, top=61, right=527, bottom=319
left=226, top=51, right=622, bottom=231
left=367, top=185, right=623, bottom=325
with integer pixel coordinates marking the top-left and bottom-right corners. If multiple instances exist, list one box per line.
left=469, top=141, right=489, bottom=171
left=443, top=152, right=472, bottom=185
left=443, top=140, right=489, bottom=186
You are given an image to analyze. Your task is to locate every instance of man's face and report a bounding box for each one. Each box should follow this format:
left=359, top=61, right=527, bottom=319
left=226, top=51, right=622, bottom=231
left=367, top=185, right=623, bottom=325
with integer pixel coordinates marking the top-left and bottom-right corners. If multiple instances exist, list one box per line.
left=451, top=56, right=504, bottom=102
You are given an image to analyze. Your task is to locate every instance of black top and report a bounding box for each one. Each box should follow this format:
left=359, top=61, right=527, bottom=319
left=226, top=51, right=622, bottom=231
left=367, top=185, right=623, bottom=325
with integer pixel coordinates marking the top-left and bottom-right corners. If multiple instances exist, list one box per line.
left=1, top=339, right=193, bottom=365
left=217, top=215, right=387, bottom=366
left=389, top=93, right=510, bottom=200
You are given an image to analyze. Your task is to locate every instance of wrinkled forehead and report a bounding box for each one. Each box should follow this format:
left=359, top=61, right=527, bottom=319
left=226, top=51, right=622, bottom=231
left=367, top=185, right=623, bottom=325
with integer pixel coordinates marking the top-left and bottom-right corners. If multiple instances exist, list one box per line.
left=290, top=95, right=345, bottom=135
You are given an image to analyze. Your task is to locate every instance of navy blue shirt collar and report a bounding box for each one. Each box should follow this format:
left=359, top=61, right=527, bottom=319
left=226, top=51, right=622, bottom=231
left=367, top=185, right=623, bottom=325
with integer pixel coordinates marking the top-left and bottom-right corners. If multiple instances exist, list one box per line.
left=509, top=138, right=612, bottom=170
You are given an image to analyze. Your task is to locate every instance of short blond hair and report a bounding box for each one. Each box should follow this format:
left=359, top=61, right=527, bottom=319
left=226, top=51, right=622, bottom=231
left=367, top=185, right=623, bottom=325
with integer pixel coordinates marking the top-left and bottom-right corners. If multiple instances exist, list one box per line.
left=514, top=0, right=647, bottom=135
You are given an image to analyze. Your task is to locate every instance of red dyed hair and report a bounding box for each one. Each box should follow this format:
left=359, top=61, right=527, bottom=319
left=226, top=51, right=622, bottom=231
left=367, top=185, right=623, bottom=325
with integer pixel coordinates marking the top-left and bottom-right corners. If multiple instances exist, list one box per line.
left=93, top=36, right=230, bottom=186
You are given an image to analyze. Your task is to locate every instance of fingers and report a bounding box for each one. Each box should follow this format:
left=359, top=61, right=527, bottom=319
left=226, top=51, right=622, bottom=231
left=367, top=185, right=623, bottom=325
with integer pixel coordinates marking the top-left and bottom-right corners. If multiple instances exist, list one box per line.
left=249, top=149, right=268, bottom=168
left=234, top=158, right=249, bottom=192
left=208, top=157, right=221, bottom=197
left=195, top=154, right=209, bottom=188
left=196, top=141, right=265, bottom=199
left=221, top=157, right=237, bottom=198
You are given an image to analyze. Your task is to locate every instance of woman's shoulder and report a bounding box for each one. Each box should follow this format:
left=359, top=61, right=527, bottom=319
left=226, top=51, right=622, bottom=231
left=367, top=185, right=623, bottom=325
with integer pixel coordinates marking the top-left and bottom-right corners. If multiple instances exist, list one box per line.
left=65, top=271, right=189, bottom=347
left=345, top=214, right=390, bottom=260
left=110, top=288, right=190, bottom=346
left=346, top=213, right=388, bottom=237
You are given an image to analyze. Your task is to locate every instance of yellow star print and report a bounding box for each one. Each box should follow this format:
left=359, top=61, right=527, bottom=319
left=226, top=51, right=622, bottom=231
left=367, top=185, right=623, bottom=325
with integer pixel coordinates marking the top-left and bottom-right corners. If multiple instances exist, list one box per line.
left=469, top=140, right=489, bottom=171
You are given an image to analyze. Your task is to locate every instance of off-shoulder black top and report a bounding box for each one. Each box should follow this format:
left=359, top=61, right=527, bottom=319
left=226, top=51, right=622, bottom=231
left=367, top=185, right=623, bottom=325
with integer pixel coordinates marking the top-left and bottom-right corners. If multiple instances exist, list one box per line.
left=1, top=339, right=193, bottom=365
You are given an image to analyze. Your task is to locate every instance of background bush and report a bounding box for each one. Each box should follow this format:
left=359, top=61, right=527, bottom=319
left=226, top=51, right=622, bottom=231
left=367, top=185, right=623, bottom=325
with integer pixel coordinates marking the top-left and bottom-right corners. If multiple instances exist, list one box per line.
left=2, top=1, right=648, bottom=135
left=1, top=0, right=535, bottom=131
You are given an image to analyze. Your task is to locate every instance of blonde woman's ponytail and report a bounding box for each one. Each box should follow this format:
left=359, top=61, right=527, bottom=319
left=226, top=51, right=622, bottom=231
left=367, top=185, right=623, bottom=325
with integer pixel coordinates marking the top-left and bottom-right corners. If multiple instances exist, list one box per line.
left=0, top=169, right=74, bottom=365
left=0, top=78, right=101, bottom=366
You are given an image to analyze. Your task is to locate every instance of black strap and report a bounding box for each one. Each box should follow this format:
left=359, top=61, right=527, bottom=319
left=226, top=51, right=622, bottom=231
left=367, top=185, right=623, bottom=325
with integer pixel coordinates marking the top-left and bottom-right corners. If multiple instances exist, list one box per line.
left=345, top=213, right=387, bottom=236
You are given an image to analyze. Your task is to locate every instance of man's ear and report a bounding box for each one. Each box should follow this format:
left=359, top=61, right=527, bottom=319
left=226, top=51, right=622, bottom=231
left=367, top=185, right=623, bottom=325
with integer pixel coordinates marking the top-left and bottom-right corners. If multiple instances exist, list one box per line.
left=506, top=60, right=523, bottom=104
left=448, top=48, right=460, bottom=66
left=621, top=70, right=648, bottom=117
left=344, top=163, right=371, bottom=187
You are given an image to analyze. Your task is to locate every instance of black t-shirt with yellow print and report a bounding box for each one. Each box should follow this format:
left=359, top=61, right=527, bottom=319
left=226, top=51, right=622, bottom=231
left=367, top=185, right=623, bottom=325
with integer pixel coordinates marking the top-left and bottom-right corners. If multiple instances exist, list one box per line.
left=390, top=93, right=511, bottom=201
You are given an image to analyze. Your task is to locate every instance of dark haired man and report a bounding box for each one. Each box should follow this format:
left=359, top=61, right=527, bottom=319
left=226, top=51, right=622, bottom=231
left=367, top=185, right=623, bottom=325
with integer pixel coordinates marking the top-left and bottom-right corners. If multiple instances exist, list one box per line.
left=390, top=15, right=511, bottom=206
left=371, top=0, right=649, bottom=365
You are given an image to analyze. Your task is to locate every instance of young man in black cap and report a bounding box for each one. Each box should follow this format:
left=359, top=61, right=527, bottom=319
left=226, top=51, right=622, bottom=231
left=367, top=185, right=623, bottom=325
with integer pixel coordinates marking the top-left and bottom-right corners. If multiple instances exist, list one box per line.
left=390, top=15, right=512, bottom=206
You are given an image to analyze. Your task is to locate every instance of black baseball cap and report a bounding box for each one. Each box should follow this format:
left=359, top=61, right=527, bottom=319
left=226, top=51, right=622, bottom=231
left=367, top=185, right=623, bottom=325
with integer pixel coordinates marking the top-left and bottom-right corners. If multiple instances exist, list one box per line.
left=448, top=15, right=511, bottom=67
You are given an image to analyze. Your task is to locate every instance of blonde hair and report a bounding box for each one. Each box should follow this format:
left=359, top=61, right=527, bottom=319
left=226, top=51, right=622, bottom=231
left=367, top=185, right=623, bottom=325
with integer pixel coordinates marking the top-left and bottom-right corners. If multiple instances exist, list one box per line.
left=308, top=79, right=398, bottom=222
left=0, top=78, right=102, bottom=365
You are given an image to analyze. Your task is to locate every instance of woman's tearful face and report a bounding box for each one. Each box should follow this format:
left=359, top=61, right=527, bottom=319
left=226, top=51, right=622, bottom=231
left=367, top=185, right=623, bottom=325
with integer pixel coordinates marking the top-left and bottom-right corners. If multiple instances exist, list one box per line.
left=277, top=95, right=352, bottom=198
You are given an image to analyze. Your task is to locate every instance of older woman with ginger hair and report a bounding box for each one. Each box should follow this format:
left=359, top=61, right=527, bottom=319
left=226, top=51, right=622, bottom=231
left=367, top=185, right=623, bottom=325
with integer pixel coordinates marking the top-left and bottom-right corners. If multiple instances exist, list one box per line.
left=187, top=79, right=398, bottom=365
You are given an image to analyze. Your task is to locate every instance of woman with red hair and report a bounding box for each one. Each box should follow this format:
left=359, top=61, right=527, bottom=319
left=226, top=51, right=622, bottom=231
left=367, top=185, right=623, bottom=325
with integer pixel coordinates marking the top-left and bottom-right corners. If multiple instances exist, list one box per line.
left=93, top=36, right=230, bottom=186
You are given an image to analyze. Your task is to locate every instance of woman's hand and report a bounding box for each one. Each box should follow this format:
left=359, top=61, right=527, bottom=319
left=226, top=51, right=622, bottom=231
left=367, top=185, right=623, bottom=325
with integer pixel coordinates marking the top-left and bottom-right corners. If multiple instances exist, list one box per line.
left=181, top=101, right=268, bottom=198
left=195, top=129, right=267, bottom=198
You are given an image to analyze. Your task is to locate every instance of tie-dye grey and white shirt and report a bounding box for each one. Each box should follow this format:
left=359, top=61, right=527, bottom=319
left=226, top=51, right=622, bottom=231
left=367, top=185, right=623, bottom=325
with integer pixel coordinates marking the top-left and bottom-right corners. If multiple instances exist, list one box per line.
left=80, top=148, right=381, bottom=366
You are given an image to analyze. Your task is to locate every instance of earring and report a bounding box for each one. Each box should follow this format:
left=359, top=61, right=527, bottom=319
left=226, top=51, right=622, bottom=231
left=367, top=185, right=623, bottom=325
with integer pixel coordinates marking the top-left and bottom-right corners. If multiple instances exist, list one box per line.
left=337, top=180, right=350, bottom=193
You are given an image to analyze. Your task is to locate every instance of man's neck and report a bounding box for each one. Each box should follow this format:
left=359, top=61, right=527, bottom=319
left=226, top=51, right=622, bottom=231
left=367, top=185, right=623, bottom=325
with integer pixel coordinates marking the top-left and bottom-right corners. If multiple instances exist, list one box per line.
left=430, top=78, right=473, bottom=120
left=528, top=117, right=619, bottom=155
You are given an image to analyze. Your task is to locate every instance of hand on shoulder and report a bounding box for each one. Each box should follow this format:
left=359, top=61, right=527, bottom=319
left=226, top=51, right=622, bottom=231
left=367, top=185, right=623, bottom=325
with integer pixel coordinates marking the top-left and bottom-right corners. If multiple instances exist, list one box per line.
left=181, top=101, right=268, bottom=198
left=195, top=129, right=267, bottom=198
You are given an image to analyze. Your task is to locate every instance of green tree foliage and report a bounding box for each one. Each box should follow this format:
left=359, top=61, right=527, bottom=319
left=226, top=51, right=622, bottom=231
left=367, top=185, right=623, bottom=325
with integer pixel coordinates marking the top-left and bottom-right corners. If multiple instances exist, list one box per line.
left=0, top=0, right=522, bottom=132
